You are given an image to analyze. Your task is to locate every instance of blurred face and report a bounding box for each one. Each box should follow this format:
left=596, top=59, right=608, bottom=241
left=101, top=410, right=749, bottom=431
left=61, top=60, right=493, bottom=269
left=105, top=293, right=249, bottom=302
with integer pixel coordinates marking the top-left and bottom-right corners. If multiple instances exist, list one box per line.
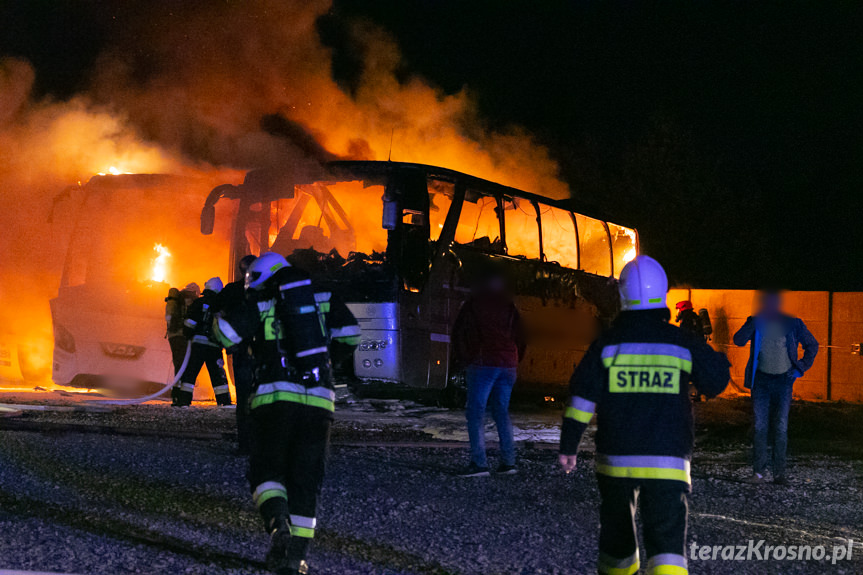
left=759, top=291, right=782, bottom=316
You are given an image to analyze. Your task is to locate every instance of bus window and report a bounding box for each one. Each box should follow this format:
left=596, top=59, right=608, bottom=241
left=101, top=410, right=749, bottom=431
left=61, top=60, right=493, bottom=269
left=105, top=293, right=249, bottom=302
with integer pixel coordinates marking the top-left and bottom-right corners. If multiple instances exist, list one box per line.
left=61, top=177, right=233, bottom=290
left=454, top=194, right=502, bottom=252
left=503, top=197, right=540, bottom=259
left=574, top=213, right=611, bottom=276
left=268, top=180, right=387, bottom=258
left=609, top=223, right=637, bottom=278
left=539, top=204, right=578, bottom=269
left=427, top=179, right=454, bottom=242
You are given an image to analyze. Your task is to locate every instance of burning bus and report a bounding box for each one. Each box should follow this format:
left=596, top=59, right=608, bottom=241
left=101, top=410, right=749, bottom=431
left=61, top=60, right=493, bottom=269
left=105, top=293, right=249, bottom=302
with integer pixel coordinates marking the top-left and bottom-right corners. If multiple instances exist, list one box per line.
left=201, top=161, right=638, bottom=396
left=50, top=173, right=236, bottom=393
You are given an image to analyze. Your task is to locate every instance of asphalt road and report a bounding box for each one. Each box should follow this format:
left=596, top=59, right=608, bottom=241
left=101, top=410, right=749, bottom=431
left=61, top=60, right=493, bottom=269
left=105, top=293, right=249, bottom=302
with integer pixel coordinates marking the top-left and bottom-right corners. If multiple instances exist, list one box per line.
left=0, top=400, right=860, bottom=574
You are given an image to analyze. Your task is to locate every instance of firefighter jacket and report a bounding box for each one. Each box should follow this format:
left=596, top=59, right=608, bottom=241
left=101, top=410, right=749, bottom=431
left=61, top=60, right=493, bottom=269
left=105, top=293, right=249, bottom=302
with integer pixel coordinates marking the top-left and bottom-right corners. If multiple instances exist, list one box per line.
left=676, top=309, right=704, bottom=341
left=560, top=310, right=730, bottom=487
left=213, top=266, right=360, bottom=415
left=165, top=288, right=185, bottom=339
left=183, top=290, right=222, bottom=347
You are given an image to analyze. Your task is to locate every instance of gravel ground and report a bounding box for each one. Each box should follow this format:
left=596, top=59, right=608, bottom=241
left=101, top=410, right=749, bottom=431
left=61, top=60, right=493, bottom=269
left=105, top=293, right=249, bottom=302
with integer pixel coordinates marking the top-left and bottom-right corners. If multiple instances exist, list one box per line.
left=0, top=399, right=860, bottom=574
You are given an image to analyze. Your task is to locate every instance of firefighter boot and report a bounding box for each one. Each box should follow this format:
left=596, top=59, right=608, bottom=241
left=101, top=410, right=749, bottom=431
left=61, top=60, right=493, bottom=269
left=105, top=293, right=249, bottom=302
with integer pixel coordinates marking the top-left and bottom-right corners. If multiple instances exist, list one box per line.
left=285, top=535, right=312, bottom=574
left=283, top=559, right=309, bottom=575
left=266, top=517, right=293, bottom=574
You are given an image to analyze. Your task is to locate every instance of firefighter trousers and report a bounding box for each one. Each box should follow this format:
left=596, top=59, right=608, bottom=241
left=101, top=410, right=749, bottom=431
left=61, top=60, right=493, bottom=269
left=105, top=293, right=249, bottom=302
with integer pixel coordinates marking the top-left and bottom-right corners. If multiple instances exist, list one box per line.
left=248, top=401, right=331, bottom=563
left=168, top=335, right=188, bottom=376
left=596, top=475, right=689, bottom=575
left=232, top=349, right=254, bottom=453
left=172, top=343, right=231, bottom=406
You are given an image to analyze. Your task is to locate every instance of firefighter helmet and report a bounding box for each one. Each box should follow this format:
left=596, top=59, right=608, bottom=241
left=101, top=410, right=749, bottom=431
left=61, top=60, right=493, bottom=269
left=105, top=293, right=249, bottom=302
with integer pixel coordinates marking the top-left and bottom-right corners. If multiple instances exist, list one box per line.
left=204, top=277, right=224, bottom=293
left=676, top=300, right=694, bottom=312
left=618, top=255, right=668, bottom=311
left=245, top=252, right=290, bottom=290
left=182, top=282, right=201, bottom=298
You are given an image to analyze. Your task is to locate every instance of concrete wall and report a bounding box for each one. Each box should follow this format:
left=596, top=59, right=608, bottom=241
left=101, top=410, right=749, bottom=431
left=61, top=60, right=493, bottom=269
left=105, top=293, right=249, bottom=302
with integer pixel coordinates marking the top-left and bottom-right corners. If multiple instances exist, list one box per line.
left=667, top=289, right=863, bottom=402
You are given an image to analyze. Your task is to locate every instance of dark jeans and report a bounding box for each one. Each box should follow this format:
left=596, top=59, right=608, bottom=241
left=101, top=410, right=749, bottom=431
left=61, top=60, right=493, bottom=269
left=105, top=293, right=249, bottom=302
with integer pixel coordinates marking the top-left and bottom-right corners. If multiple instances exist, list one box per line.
left=465, top=365, right=518, bottom=468
left=596, top=475, right=689, bottom=574
left=752, top=370, right=794, bottom=477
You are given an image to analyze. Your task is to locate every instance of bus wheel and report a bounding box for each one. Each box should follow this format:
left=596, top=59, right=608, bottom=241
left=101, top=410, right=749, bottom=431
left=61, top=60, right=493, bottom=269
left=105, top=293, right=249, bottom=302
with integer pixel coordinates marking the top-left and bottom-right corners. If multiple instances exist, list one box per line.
left=439, top=373, right=467, bottom=408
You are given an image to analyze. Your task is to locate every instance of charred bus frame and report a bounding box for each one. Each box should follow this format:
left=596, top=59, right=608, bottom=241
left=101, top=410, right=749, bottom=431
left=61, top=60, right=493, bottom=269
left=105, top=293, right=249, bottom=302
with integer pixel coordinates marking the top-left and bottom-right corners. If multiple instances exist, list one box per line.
left=201, top=160, right=639, bottom=394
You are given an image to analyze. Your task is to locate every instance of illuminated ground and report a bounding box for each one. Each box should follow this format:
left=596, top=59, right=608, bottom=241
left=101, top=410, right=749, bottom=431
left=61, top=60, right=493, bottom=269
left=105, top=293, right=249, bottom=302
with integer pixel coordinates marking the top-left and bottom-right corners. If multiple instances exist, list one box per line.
left=0, top=395, right=860, bottom=574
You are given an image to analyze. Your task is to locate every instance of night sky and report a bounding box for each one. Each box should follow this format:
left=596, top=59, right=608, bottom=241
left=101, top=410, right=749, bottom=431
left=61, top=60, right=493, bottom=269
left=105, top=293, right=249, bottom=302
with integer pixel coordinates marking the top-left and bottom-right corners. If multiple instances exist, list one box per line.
left=3, top=0, right=863, bottom=290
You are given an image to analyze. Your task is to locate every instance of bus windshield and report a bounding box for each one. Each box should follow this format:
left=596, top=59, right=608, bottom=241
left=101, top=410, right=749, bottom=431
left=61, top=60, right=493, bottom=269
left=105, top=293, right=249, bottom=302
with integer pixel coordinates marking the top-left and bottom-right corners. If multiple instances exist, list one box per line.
left=62, top=175, right=233, bottom=295
left=236, top=178, right=393, bottom=301
left=265, top=181, right=387, bottom=259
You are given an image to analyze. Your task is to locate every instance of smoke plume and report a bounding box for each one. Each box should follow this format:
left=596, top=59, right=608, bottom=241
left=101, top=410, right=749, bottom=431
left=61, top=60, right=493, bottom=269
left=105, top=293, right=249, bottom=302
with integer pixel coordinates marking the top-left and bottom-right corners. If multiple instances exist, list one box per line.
left=0, top=0, right=568, bottom=384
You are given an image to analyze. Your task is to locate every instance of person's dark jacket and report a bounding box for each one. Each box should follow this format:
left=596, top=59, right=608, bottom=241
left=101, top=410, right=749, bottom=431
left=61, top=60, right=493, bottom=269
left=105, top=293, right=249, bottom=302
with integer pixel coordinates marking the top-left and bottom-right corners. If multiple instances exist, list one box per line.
left=451, top=292, right=526, bottom=369
left=733, top=313, right=818, bottom=389
left=165, top=288, right=185, bottom=339
left=560, top=310, right=730, bottom=474
left=219, top=279, right=247, bottom=314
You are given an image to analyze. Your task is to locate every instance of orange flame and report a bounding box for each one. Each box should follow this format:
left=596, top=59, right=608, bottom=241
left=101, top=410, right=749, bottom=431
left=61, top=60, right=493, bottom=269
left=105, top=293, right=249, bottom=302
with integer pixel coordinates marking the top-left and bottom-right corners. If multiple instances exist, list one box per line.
left=151, top=243, right=171, bottom=283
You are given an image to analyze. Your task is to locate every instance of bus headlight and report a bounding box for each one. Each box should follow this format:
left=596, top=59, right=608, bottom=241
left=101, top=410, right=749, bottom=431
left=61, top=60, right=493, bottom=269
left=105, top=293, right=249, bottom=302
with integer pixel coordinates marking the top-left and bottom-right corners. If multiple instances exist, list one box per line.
left=359, top=339, right=387, bottom=351
left=362, top=359, right=372, bottom=368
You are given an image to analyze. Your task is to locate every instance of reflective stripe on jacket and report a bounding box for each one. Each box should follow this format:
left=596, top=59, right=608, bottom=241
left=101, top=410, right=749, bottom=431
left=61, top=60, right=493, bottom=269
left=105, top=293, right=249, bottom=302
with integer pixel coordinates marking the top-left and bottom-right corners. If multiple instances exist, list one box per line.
left=561, top=310, right=730, bottom=486
left=250, top=381, right=336, bottom=412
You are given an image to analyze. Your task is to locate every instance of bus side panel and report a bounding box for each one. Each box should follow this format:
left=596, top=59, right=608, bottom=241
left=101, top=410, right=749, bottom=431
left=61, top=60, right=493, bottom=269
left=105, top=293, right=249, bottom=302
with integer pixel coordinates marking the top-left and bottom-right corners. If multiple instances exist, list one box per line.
left=512, top=262, right=618, bottom=393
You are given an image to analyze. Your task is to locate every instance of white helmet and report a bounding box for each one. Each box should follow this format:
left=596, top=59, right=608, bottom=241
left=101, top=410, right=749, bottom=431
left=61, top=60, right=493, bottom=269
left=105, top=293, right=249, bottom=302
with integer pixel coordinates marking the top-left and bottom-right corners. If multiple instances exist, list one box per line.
left=204, top=277, right=224, bottom=293
left=245, top=252, right=290, bottom=290
left=618, top=255, right=668, bottom=311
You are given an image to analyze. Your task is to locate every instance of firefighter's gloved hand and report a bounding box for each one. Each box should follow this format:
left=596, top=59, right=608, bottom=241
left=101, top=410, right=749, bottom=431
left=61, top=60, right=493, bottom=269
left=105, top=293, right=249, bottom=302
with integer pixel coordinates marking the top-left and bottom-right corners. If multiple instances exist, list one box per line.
left=558, top=454, right=578, bottom=474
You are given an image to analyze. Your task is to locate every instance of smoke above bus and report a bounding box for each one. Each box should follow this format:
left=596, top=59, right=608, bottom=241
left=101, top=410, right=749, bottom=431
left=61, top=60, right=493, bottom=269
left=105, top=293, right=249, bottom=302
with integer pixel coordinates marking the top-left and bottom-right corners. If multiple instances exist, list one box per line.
left=0, top=0, right=572, bottom=386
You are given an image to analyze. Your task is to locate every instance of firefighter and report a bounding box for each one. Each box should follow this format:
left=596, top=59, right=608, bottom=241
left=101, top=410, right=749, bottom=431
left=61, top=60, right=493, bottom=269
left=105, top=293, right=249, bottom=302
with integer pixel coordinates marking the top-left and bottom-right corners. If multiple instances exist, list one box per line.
left=220, top=255, right=258, bottom=454
left=172, top=277, right=232, bottom=407
left=559, top=256, right=730, bottom=575
left=165, top=288, right=187, bottom=374
left=675, top=300, right=705, bottom=341
left=212, top=252, right=359, bottom=574
left=676, top=300, right=708, bottom=402
left=167, top=283, right=199, bottom=405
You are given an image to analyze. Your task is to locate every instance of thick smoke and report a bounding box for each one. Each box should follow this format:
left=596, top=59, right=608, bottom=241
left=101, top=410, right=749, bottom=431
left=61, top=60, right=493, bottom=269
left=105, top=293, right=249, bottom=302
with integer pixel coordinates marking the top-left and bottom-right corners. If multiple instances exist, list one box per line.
left=89, top=0, right=567, bottom=195
left=0, top=57, right=185, bottom=381
left=0, top=0, right=568, bottom=384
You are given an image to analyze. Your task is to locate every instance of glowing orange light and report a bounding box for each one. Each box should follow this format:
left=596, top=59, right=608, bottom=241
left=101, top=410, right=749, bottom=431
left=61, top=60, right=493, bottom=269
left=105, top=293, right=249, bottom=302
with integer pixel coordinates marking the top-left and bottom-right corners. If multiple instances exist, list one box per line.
left=151, top=243, right=171, bottom=283
left=97, top=166, right=133, bottom=176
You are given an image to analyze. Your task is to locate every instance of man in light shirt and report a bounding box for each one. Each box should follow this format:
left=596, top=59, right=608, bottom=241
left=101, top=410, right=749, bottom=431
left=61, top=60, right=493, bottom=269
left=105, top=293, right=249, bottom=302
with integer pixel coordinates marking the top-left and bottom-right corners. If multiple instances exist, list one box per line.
left=733, top=291, right=818, bottom=485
